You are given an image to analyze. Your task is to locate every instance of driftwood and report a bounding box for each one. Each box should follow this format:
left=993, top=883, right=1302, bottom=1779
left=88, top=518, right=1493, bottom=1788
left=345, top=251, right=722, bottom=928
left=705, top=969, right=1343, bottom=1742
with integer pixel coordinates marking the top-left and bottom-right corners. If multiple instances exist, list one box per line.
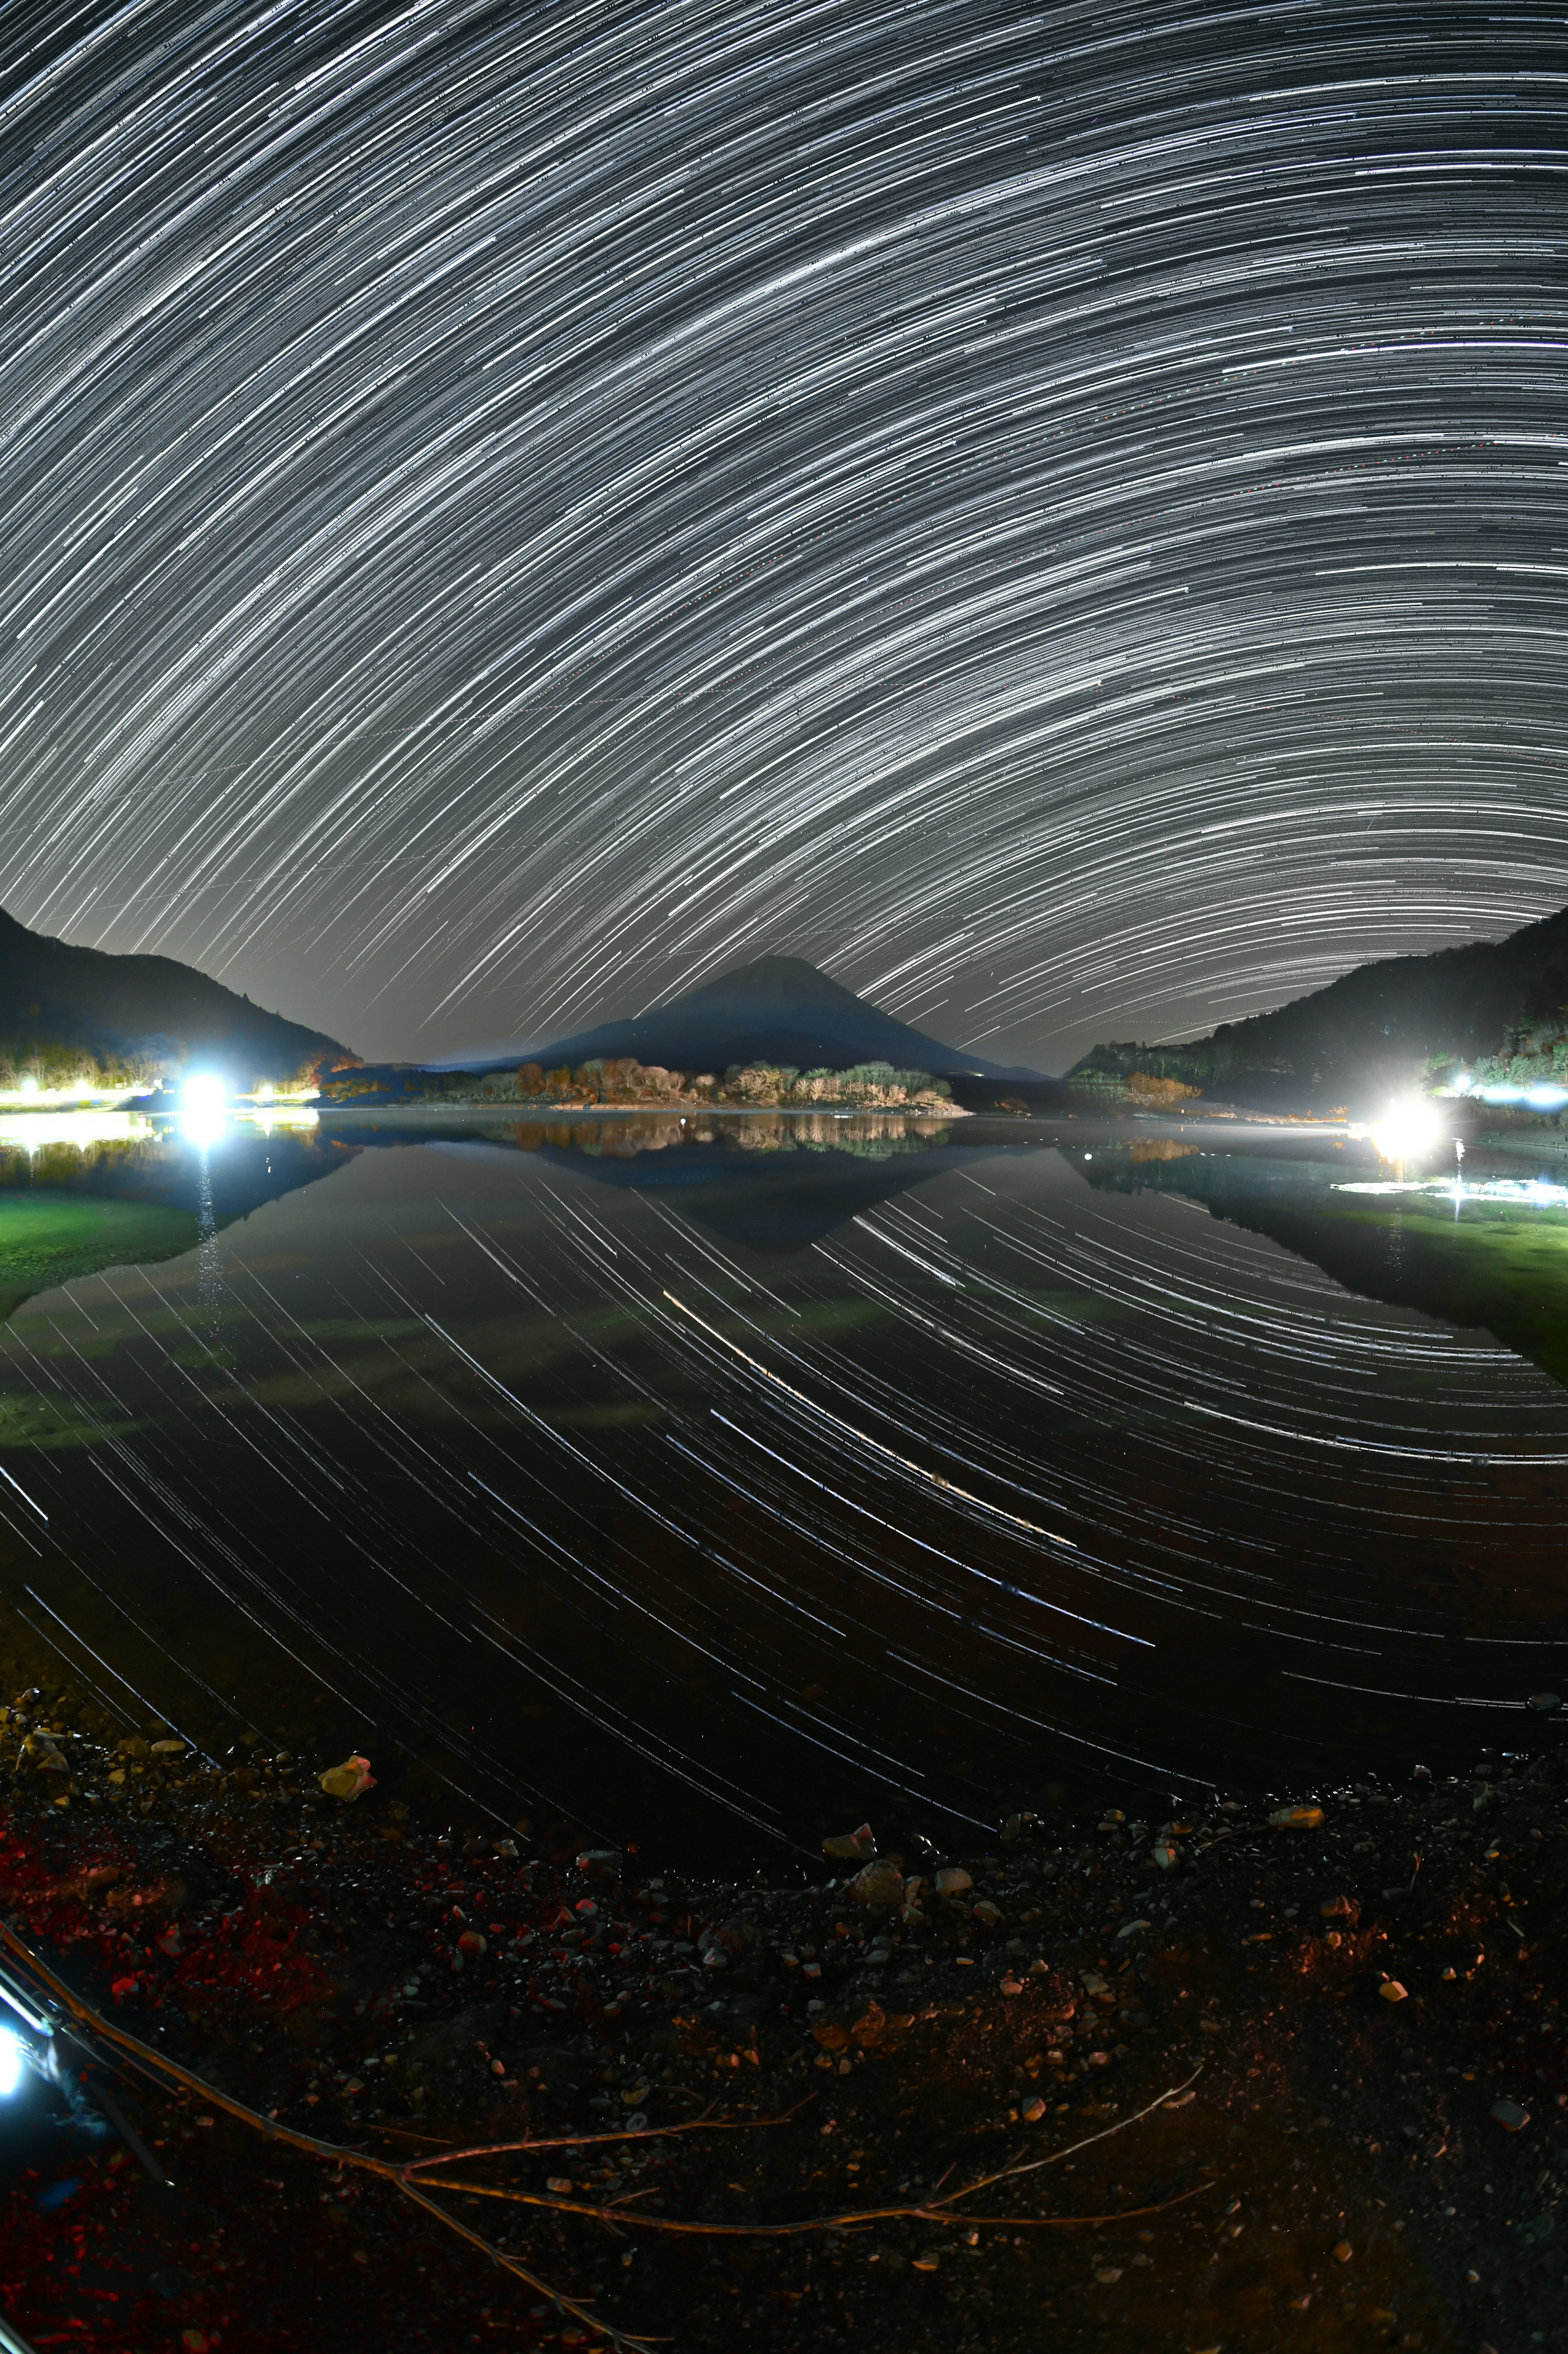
left=0, top=1922, right=1212, bottom=2351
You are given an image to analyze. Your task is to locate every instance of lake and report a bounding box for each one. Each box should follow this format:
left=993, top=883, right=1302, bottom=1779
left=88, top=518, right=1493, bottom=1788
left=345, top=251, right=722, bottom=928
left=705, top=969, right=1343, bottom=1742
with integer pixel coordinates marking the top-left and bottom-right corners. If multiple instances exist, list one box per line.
left=0, top=1101, right=1564, bottom=1866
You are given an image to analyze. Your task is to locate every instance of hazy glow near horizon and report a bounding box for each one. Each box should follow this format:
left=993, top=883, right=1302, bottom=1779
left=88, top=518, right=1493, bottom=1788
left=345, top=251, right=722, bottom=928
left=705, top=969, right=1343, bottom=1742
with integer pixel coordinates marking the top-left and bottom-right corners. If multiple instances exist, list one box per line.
left=2, top=6, right=1568, bottom=1066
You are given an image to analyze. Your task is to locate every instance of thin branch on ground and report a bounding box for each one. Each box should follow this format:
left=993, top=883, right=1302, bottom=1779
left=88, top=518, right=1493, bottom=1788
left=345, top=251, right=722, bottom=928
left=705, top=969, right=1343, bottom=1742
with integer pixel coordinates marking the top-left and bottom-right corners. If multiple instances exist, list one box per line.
left=410, top=2170, right=1216, bottom=2236
left=399, top=2097, right=816, bottom=2175
left=0, top=1921, right=1212, bottom=2346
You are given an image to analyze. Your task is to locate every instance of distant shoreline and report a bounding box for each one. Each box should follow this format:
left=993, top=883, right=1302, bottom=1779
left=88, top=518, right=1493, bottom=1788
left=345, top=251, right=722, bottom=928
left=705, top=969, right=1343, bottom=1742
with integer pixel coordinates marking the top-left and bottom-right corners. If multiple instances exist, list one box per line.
left=312, top=1100, right=973, bottom=1122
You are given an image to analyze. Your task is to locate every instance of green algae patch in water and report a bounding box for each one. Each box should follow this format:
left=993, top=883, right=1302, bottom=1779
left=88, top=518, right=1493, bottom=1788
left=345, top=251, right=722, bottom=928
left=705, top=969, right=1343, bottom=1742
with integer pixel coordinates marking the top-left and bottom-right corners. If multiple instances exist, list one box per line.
left=0, top=1193, right=199, bottom=1323
left=1325, top=1183, right=1568, bottom=1390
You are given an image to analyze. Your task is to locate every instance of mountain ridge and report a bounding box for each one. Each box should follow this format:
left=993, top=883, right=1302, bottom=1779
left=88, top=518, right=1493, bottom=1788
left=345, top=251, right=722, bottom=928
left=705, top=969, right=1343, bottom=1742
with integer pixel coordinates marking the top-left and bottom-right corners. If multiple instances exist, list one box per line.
left=447, top=955, right=1045, bottom=1083
left=0, top=905, right=356, bottom=1085
left=1069, top=903, right=1568, bottom=1109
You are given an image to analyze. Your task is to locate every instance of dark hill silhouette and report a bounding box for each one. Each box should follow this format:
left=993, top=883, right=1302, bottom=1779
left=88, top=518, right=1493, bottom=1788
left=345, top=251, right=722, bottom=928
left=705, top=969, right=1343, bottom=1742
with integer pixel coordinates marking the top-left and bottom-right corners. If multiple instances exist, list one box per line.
left=468, top=955, right=1041, bottom=1084
left=1070, top=904, right=1568, bottom=1111
left=0, top=906, right=355, bottom=1085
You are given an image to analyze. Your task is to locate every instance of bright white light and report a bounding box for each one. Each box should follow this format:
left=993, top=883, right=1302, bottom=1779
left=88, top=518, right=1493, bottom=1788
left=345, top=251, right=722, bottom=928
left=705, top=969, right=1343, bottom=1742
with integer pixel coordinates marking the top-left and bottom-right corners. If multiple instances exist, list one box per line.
left=181, top=1072, right=227, bottom=1116
left=0, top=2025, right=25, bottom=2096
left=1367, top=1099, right=1442, bottom=1165
left=19, top=1076, right=37, bottom=1097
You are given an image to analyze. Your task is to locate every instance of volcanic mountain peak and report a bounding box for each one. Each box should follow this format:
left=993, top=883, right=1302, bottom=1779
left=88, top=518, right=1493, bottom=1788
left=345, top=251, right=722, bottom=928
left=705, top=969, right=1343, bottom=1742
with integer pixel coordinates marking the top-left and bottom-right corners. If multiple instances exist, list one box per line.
left=484, top=954, right=1041, bottom=1083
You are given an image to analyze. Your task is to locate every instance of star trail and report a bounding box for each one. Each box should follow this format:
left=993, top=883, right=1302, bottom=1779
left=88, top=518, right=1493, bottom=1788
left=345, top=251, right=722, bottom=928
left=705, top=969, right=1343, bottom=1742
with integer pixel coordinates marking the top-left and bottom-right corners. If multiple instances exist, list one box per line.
left=2, top=1, right=1568, bottom=1067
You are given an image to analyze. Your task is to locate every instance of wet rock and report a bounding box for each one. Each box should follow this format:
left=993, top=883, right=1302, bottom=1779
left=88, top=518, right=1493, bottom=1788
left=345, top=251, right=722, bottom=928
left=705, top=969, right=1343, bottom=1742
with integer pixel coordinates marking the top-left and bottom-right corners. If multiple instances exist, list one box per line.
left=846, top=1861, right=903, bottom=1909
left=318, top=1755, right=375, bottom=1802
left=823, top=1823, right=875, bottom=1860
left=1490, top=2098, right=1530, bottom=2132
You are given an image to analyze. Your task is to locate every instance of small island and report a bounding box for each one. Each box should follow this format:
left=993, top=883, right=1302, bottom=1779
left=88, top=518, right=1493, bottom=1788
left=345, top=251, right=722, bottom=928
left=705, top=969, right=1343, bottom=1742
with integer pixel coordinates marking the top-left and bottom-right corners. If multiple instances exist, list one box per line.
left=320, top=1054, right=969, bottom=1113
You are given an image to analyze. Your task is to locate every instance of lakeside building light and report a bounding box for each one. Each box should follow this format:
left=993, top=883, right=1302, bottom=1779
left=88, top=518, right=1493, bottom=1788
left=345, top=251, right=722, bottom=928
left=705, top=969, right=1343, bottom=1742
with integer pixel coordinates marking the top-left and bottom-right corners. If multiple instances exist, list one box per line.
left=1448, top=1077, right=1568, bottom=1110
left=180, top=1072, right=227, bottom=1116
left=1368, top=1098, right=1441, bottom=1166
left=0, top=1078, right=141, bottom=1110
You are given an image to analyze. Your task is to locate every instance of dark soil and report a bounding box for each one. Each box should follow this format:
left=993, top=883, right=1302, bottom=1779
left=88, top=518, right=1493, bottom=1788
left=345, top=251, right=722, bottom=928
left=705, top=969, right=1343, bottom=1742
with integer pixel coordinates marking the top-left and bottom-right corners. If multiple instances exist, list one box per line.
left=0, top=1680, right=1564, bottom=2354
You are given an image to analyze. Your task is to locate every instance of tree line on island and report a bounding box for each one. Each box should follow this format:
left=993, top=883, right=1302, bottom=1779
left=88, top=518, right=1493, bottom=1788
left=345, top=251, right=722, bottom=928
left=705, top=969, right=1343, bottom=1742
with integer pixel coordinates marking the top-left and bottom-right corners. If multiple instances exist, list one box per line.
left=321, top=1056, right=962, bottom=1111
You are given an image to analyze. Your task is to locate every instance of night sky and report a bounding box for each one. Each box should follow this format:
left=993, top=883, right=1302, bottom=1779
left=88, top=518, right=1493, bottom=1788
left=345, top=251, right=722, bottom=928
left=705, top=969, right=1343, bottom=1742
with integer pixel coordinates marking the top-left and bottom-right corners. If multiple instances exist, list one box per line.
left=4, top=1, right=1568, bottom=1072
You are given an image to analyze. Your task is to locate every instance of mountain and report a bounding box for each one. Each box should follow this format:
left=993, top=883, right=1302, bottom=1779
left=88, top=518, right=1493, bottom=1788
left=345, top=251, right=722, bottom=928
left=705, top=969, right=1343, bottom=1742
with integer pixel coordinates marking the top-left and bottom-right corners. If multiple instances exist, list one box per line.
left=0, top=905, right=356, bottom=1086
left=463, top=956, right=1042, bottom=1083
left=1069, top=904, right=1568, bottom=1111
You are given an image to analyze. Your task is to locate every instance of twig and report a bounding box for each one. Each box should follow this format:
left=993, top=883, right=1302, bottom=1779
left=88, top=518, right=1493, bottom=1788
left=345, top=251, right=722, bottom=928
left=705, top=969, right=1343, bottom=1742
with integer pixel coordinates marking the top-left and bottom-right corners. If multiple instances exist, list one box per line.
left=922, top=2064, right=1207, bottom=2208
left=362, top=2122, right=461, bottom=2144
left=405, top=2170, right=1216, bottom=2237
left=0, top=1922, right=1211, bottom=2341
left=400, top=2097, right=815, bottom=2176
left=400, top=2067, right=1212, bottom=2242
left=0, top=1924, right=679, bottom=2345
left=919, top=2180, right=1214, bottom=2229
left=398, top=2176, right=667, bottom=2354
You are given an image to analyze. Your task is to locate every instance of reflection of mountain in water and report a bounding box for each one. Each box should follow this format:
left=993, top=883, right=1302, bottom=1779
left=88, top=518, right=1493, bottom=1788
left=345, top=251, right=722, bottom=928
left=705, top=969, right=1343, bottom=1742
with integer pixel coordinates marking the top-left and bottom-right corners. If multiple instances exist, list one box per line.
left=516, top=1113, right=1022, bottom=1251
left=1071, top=1139, right=1568, bottom=1388
left=0, top=1123, right=361, bottom=1319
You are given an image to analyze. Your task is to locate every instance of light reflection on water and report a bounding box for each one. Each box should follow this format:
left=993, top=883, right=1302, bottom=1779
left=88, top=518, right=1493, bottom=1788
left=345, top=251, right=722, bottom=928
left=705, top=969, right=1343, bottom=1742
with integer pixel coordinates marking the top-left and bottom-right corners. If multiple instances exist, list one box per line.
left=0, top=1108, right=1562, bottom=1863
left=0, top=1111, right=158, bottom=1152
left=1340, top=1176, right=1568, bottom=1208
left=0, top=1105, right=319, bottom=1156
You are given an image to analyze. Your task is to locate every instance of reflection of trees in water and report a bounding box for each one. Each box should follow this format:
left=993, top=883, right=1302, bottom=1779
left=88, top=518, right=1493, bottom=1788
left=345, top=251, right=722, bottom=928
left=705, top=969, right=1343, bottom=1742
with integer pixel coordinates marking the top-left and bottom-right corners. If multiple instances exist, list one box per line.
left=0, top=1134, right=165, bottom=1187
left=1126, top=1138, right=1199, bottom=1165
left=509, top=1113, right=954, bottom=1161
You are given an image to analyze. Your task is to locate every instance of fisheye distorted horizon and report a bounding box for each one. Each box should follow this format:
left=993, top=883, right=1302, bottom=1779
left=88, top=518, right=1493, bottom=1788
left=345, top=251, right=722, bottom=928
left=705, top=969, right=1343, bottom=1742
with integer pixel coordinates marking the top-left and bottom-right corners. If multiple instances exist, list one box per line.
left=4, top=0, right=1568, bottom=1068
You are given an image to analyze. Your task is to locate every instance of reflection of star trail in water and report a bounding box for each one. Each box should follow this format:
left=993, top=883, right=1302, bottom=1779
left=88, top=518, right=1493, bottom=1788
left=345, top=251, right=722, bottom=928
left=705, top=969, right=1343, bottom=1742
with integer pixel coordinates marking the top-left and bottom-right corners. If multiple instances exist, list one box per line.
left=0, top=1127, right=1561, bottom=1853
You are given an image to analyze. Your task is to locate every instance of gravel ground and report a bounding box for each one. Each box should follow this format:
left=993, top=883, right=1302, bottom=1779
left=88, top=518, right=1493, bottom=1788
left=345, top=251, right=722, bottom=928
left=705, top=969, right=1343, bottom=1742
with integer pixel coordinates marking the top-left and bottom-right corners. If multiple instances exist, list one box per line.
left=0, top=1683, right=1565, bottom=2354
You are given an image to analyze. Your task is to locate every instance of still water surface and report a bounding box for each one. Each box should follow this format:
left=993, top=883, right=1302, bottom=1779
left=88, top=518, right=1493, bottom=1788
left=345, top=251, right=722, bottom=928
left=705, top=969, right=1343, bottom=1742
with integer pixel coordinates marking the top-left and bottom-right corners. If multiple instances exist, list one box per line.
left=0, top=1105, right=1564, bottom=1862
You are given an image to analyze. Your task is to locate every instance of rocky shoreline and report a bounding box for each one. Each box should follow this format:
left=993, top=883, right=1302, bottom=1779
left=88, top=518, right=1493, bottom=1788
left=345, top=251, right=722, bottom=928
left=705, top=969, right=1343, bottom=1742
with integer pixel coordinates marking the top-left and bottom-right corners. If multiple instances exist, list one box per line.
left=0, top=1682, right=1564, bottom=2352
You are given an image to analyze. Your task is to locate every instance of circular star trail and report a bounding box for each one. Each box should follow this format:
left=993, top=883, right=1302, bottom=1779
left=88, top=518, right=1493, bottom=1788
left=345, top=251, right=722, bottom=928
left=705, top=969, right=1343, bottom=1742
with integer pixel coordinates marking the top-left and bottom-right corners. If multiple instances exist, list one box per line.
left=4, top=0, right=1568, bottom=1066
